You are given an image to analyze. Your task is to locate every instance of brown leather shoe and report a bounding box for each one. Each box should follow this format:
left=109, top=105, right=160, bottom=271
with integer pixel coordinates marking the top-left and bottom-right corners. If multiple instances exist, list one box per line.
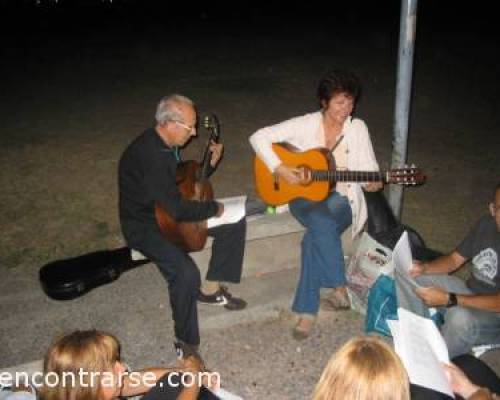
left=321, top=287, right=351, bottom=311
left=292, top=316, right=315, bottom=340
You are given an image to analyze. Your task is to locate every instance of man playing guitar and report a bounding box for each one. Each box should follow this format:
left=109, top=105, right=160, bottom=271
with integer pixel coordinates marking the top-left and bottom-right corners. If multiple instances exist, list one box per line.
left=118, top=94, right=246, bottom=362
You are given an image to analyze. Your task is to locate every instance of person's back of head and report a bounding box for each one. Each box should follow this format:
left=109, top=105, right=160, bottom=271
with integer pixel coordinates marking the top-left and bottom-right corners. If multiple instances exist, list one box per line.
left=313, top=336, right=410, bottom=400
left=39, top=330, right=121, bottom=400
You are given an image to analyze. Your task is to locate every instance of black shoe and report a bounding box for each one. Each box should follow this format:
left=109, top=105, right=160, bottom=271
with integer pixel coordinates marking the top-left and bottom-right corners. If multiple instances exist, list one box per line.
left=198, top=285, right=247, bottom=311
left=174, top=340, right=204, bottom=365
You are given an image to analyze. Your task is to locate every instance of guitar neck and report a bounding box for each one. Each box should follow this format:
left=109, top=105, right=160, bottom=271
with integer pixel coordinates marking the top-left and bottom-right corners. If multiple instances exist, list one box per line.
left=312, top=170, right=386, bottom=183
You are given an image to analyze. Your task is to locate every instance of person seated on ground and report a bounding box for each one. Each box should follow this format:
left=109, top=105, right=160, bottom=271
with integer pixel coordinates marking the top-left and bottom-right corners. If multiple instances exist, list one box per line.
left=439, top=356, right=500, bottom=400
left=38, top=329, right=219, bottom=400
left=312, top=336, right=500, bottom=400
left=396, top=182, right=500, bottom=358
left=249, top=69, right=382, bottom=340
left=312, top=336, right=410, bottom=400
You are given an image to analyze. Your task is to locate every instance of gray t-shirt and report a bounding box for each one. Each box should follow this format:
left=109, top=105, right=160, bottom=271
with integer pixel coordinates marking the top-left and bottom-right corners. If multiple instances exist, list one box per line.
left=457, top=214, right=500, bottom=294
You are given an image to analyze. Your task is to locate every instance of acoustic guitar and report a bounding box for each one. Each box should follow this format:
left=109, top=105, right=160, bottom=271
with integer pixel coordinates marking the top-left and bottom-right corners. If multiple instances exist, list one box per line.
left=154, top=114, right=221, bottom=252
left=254, top=143, right=426, bottom=206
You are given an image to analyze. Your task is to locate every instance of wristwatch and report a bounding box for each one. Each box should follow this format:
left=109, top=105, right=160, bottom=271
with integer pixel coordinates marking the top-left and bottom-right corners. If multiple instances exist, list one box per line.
left=446, top=292, right=458, bottom=308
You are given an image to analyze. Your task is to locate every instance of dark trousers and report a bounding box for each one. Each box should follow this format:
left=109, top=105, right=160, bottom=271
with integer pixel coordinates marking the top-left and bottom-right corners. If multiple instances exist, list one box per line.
left=411, top=354, right=500, bottom=400
left=134, top=218, right=246, bottom=346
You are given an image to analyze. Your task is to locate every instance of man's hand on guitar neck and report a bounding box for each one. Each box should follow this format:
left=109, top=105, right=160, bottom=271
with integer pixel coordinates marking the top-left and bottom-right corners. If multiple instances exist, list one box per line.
left=209, top=141, right=224, bottom=167
left=275, top=163, right=311, bottom=185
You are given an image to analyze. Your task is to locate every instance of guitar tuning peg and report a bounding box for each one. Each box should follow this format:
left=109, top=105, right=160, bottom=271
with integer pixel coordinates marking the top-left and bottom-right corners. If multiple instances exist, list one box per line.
left=411, top=163, right=416, bottom=168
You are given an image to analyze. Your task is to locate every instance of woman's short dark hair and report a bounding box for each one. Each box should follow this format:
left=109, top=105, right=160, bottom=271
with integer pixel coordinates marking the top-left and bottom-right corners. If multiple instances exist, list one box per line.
left=317, top=69, right=361, bottom=108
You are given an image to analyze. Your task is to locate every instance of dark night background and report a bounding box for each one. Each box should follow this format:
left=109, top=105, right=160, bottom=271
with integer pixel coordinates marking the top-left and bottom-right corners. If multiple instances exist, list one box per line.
left=0, top=1, right=499, bottom=396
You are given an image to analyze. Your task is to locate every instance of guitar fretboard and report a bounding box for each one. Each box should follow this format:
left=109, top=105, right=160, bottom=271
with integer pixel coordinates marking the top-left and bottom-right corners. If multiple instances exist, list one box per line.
left=312, top=170, right=385, bottom=183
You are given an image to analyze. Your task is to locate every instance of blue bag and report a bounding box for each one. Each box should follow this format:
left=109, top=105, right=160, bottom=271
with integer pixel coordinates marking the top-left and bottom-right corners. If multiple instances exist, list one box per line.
left=365, top=274, right=398, bottom=337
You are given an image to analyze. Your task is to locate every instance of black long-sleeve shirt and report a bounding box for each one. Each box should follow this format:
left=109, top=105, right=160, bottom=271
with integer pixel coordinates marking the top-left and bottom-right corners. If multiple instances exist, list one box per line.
left=118, top=128, right=218, bottom=245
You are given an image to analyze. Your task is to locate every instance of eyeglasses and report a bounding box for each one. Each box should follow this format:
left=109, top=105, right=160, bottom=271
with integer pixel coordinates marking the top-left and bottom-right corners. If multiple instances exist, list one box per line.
left=174, top=120, right=197, bottom=133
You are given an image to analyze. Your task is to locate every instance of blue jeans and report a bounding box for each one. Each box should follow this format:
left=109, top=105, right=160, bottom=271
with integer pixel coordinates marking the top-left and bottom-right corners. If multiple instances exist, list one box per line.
left=396, top=271, right=500, bottom=358
left=289, top=191, right=352, bottom=315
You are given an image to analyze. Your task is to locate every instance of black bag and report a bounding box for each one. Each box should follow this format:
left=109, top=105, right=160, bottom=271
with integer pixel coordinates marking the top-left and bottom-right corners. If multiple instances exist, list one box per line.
left=364, top=191, right=442, bottom=262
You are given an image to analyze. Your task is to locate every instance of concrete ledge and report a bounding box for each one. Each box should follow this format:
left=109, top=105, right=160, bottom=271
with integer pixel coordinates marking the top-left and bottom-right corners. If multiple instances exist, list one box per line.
left=200, top=211, right=305, bottom=250
left=194, top=211, right=355, bottom=278
left=132, top=212, right=354, bottom=277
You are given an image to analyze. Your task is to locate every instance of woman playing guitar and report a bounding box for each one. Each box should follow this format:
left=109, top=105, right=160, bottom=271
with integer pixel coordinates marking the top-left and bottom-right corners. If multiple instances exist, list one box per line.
left=250, top=69, right=382, bottom=340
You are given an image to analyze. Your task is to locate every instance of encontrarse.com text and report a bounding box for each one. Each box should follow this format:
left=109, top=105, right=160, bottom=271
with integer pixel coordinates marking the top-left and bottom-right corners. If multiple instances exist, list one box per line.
left=0, top=370, right=220, bottom=389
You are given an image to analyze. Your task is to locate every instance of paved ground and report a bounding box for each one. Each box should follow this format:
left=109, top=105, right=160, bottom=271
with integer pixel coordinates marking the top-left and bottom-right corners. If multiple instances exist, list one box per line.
left=2, top=241, right=499, bottom=399
left=0, top=248, right=365, bottom=398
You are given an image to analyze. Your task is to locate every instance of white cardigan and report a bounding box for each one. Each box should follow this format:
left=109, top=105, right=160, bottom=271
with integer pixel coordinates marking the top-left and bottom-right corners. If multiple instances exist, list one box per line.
left=249, top=111, right=380, bottom=238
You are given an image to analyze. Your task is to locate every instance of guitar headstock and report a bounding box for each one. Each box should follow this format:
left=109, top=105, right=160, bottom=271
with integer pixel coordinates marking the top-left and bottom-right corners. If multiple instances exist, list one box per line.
left=203, top=113, right=220, bottom=142
left=387, top=165, right=426, bottom=186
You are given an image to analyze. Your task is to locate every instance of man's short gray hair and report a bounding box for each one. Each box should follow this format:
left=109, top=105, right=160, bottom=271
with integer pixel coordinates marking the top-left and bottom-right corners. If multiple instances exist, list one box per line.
left=155, top=94, right=194, bottom=125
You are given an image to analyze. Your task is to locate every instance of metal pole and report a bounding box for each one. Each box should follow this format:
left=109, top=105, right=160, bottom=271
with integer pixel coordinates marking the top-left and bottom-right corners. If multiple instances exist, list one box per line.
left=388, top=0, right=418, bottom=220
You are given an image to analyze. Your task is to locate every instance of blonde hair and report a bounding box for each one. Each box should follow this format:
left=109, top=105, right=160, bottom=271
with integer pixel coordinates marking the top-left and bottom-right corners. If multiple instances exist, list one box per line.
left=312, top=336, right=410, bottom=400
left=39, top=330, right=121, bottom=400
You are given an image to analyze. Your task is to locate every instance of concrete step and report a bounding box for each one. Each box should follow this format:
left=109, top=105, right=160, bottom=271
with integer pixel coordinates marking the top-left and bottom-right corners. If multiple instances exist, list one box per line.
left=194, top=211, right=354, bottom=278
left=199, top=267, right=299, bottom=331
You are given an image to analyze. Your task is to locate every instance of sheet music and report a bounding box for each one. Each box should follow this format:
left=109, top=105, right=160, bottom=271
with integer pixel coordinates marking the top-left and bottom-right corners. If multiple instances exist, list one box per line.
left=207, top=195, right=247, bottom=229
left=394, top=308, right=454, bottom=398
left=387, top=319, right=402, bottom=354
left=393, top=231, right=420, bottom=288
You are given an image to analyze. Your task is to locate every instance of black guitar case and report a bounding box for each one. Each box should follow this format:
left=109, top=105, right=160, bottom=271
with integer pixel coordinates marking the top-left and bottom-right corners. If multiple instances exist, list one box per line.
left=364, top=191, right=442, bottom=262
left=39, top=200, right=268, bottom=301
left=39, top=247, right=150, bottom=300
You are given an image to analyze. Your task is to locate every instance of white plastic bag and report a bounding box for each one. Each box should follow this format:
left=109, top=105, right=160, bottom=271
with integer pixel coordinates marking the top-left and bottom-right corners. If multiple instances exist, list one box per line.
left=346, top=232, right=393, bottom=314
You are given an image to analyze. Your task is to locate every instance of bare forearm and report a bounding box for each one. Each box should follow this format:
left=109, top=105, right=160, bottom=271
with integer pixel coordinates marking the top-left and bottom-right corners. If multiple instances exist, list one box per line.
left=424, top=251, right=465, bottom=275
left=457, top=293, right=500, bottom=313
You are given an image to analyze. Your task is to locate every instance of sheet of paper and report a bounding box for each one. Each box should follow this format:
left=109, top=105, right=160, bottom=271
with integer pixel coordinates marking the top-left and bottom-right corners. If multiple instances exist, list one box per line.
left=387, top=319, right=402, bottom=355
left=397, top=308, right=454, bottom=398
left=210, top=387, right=244, bottom=400
left=393, top=231, right=420, bottom=288
left=207, top=195, right=247, bottom=229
